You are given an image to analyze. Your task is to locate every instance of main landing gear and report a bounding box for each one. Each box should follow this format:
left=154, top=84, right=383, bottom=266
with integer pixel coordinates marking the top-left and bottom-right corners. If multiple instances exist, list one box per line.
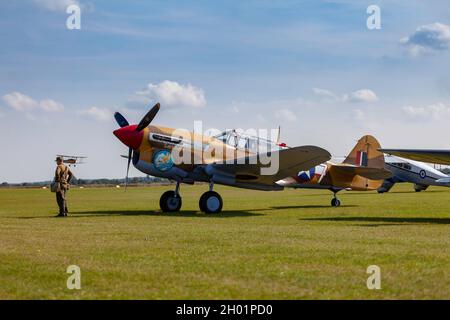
left=199, top=182, right=223, bottom=214
left=331, top=191, right=341, bottom=207
left=159, top=181, right=223, bottom=214
left=159, top=182, right=182, bottom=212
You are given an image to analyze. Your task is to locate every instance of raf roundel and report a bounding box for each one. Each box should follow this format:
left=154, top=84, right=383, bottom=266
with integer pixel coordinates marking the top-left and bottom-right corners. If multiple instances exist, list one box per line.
left=419, top=170, right=427, bottom=179
left=153, top=149, right=174, bottom=172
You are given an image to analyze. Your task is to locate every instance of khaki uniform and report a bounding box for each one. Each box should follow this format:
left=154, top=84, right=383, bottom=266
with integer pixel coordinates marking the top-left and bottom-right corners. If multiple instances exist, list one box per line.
left=55, top=164, right=73, bottom=215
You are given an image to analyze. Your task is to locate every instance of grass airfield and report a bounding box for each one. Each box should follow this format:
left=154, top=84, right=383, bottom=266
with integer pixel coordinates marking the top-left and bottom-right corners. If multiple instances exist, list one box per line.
left=0, top=184, right=449, bottom=299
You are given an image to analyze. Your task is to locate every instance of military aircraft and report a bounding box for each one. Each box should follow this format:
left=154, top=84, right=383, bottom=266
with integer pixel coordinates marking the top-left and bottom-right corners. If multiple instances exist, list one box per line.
left=379, top=149, right=450, bottom=166
left=277, top=135, right=392, bottom=206
left=378, top=155, right=450, bottom=193
left=112, top=103, right=331, bottom=213
left=56, top=155, right=87, bottom=167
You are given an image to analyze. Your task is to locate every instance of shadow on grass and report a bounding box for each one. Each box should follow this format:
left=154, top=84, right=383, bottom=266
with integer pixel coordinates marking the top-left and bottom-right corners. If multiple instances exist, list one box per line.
left=13, top=209, right=266, bottom=219
left=76, top=209, right=266, bottom=218
left=12, top=204, right=363, bottom=220
left=353, top=223, right=413, bottom=227
left=300, top=216, right=450, bottom=225
left=271, top=205, right=357, bottom=209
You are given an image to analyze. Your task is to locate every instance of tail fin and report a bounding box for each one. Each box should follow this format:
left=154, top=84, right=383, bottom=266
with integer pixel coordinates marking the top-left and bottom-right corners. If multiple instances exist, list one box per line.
left=329, top=135, right=388, bottom=190
left=343, top=135, right=385, bottom=169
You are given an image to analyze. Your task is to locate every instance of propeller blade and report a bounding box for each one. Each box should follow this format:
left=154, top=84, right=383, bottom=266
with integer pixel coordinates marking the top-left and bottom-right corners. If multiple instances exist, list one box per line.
left=114, top=112, right=129, bottom=128
left=136, top=103, right=160, bottom=132
left=125, top=147, right=132, bottom=190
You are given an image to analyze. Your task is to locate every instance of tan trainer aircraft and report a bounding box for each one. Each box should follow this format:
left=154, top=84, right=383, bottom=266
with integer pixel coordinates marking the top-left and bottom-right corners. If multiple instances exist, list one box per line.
left=113, top=103, right=331, bottom=213
left=277, top=135, right=392, bottom=206
left=56, top=155, right=87, bottom=167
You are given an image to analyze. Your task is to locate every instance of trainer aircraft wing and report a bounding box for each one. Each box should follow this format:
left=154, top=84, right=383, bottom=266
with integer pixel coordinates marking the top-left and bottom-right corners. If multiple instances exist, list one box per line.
left=56, top=154, right=87, bottom=165
left=204, top=146, right=331, bottom=190
left=379, top=149, right=450, bottom=165
left=436, top=177, right=450, bottom=186
left=331, top=164, right=392, bottom=180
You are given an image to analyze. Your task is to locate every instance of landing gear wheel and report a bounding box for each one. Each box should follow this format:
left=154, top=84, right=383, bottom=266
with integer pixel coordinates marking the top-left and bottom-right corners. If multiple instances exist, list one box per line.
left=199, top=191, right=223, bottom=214
left=331, top=198, right=341, bottom=207
left=160, top=191, right=182, bottom=212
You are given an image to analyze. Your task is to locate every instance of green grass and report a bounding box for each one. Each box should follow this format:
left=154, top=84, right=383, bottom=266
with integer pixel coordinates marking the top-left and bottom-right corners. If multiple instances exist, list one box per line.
left=0, top=184, right=449, bottom=299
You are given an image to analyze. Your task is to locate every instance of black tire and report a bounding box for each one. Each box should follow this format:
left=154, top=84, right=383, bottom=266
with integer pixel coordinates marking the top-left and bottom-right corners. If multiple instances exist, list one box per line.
left=160, top=191, right=182, bottom=212
left=331, top=198, right=341, bottom=207
left=199, top=191, right=223, bottom=214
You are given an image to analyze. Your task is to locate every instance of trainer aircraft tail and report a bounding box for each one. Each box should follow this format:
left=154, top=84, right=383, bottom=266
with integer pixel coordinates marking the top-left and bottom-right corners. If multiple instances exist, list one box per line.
left=278, top=134, right=392, bottom=206
left=343, top=135, right=385, bottom=169
left=329, top=135, right=391, bottom=190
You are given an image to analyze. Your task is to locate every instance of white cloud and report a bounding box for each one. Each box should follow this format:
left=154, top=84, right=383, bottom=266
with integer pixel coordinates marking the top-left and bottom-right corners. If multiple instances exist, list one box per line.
left=2, top=92, right=38, bottom=111
left=402, top=102, right=450, bottom=120
left=2, top=91, right=64, bottom=113
left=79, top=107, right=112, bottom=122
left=33, top=0, right=80, bottom=12
left=312, top=88, right=340, bottom=100
left=275, top=108, right=297, bottom=122
left=313, top=88, right=378, bottom=103
left=40, top=99, right=64, bottom=112
left=400, top=22, right=450, bottom=56
left=344, top=89, right=379, bottom=103
left=135, top=80, right=206, bottom=109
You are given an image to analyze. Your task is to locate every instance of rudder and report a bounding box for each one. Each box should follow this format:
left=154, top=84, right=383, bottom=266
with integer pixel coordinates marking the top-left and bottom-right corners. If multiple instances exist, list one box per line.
left=343, top=135, right=385, bottom=169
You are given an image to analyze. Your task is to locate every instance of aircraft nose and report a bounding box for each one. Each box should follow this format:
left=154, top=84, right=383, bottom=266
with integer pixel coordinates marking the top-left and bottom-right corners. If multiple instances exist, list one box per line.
left=113, top=125, right=144, bottom=150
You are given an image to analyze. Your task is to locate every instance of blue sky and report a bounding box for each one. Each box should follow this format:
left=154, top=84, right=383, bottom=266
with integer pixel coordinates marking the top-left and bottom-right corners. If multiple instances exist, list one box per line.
left=1, top=0, right=450, bottom=182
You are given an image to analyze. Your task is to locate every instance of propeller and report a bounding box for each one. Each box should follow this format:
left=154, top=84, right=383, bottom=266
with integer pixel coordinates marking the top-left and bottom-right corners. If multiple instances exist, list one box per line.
left=114, top=112, right=129, bottom=128
left=114, top=103, right=161, bottom=190
left=114, top=112, right=132, bottom=189
left=136, top=103, right=160, bottom=131
left=125, top=147, right=132, bottom=190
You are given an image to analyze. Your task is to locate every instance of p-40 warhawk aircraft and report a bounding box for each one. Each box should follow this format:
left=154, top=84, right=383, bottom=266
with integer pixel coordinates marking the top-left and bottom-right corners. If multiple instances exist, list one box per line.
left=277, top=135, right=392, bottom=206
left=113, top=103, right=331, bottom=213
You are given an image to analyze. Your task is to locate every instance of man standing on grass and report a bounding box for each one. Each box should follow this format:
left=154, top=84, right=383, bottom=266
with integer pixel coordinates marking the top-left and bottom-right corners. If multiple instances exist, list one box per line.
left=54, top=157, right=73, bottom=217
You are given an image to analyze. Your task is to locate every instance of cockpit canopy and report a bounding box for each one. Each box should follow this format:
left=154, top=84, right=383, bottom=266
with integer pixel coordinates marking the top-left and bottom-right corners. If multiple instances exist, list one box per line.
left=213, top=129, right=288, bottom=154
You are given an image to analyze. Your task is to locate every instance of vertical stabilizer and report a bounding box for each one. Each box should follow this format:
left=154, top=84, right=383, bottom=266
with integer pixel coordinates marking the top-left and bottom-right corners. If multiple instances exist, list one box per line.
left=343, top=135, right=385, bottom=169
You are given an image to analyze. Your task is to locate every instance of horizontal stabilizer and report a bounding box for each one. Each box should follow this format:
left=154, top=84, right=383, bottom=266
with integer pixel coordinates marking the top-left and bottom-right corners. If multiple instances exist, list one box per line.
left=332, top=164, right=392, bottom=180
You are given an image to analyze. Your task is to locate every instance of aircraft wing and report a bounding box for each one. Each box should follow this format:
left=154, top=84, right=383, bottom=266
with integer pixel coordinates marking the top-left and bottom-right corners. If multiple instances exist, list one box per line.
left=57, top=154, right=87, bottom=159
left=56, top=154, right=87, bottom=165
left=379, top=149, right=450, bottom=165
left=205, top=146, right=331, bottom=190
left=331, top=164, right=392, bottom=180
left=436, top=177, right=450, bottom=186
